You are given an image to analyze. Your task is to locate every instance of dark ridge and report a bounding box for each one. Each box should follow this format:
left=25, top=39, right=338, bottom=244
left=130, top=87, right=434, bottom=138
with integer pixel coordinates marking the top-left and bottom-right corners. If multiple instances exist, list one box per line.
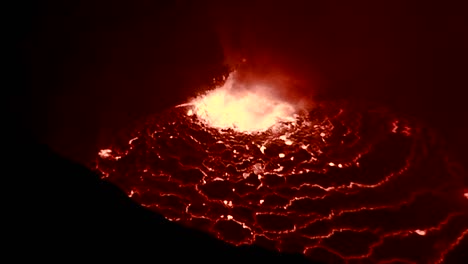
left=6, top=143, right=320, bottom=263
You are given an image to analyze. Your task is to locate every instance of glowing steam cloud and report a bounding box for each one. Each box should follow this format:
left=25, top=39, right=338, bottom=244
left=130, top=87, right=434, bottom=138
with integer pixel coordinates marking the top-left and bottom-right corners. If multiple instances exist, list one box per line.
left=190, top=73, right=297, bottom=133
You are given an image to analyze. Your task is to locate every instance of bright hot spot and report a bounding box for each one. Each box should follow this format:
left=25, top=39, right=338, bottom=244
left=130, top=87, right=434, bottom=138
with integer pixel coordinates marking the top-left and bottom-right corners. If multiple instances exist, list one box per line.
left=190, top=73, right=297, bottom=133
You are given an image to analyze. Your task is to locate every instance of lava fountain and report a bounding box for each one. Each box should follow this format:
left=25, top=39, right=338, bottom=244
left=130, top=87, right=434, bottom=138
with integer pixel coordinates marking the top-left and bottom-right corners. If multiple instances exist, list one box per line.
left=188, top=73, right=297, bottom=133
left=96, top=72, right=468, bottom=263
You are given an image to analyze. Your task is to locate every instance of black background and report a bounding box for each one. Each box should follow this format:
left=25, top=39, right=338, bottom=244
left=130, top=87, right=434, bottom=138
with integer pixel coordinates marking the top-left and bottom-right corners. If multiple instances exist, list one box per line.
left=6, top=0, right=468, bottom=261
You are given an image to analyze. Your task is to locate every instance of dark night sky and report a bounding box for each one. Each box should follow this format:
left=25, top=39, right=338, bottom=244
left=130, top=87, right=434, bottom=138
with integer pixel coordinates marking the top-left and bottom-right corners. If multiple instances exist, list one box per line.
left=7, top=0, right=468, bottom=182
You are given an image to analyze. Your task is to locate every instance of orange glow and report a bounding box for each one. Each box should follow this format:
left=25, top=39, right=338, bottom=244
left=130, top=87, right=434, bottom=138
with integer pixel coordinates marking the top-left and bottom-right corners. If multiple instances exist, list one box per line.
left=190, top=73, right=297, bottom=133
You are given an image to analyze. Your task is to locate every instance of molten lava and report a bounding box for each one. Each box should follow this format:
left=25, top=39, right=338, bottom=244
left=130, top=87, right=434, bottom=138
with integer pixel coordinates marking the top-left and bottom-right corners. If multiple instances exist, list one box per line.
left=96, top=75, right=468, bottom=263
left=189, top=73, right=297, bottom=133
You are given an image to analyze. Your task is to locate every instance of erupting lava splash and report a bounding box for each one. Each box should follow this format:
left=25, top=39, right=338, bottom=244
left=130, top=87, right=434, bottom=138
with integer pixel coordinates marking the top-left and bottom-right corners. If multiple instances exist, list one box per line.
left=96, top=73, right=468, bottom=263
left=188, top=73, right=297, bottom=133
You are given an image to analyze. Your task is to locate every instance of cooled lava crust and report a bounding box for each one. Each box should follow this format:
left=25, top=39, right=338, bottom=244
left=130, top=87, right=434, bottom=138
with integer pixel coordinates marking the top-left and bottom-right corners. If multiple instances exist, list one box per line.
left=96, top=101, right=467, bottom=263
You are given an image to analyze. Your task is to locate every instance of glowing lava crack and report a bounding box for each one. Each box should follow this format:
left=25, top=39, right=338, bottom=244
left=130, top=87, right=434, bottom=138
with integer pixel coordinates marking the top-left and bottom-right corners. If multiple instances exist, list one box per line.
left=96, top=81, right=467, bottom=263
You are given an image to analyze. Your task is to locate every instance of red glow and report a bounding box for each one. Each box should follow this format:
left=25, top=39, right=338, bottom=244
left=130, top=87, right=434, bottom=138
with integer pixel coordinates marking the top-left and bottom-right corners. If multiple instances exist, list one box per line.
left=96, top=89, right=467, bottom=263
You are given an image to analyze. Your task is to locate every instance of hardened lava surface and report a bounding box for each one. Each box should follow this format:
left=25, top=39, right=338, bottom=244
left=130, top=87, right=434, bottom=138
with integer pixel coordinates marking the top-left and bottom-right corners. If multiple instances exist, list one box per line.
left=96, top=102, right=468, bottom=263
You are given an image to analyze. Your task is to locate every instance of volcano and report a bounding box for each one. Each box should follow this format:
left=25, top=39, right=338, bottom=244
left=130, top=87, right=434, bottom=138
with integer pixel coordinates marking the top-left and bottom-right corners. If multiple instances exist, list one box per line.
left=95, top=75, right=467, bottom=263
